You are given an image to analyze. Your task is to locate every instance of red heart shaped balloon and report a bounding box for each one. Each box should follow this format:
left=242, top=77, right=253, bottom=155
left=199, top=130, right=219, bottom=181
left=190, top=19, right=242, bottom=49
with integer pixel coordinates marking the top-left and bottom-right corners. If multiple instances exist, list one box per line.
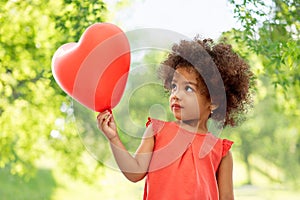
left=52, top=23, right=131, bottom=112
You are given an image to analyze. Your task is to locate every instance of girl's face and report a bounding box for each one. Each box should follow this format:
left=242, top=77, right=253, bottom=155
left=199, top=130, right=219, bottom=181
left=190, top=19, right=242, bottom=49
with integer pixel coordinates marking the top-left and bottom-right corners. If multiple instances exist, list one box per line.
left=169, top=67, right=211, bottom=122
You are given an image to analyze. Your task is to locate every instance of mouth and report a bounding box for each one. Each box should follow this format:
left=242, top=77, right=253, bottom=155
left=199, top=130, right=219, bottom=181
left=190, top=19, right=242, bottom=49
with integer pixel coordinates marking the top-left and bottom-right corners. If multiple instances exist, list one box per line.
left=171, top=103, right=182, bottom=110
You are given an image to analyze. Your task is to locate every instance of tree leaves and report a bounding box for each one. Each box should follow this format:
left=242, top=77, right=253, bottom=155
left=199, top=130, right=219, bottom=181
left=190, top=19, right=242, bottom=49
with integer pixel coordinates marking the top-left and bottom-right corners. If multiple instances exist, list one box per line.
left=226, top=0, right=300, bottom=186
left=229, top=0, right=299, bottom=92
left=0, top=0, right=108, bottom=181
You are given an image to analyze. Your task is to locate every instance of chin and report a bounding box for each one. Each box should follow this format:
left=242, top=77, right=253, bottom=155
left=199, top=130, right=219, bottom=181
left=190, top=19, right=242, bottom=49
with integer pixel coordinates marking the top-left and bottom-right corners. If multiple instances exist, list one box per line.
left=173, top=114, right=182, bottom=120
left=174, top=116, right=194, bottom=122
left=173, top=112, right=199, bottom=122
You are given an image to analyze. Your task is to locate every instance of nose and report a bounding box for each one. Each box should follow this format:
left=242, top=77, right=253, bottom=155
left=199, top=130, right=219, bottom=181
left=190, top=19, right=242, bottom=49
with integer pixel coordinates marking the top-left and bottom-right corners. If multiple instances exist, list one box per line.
left=170, top=88, right=182, bottom=101
left=170, top=94, right=179, bottom=101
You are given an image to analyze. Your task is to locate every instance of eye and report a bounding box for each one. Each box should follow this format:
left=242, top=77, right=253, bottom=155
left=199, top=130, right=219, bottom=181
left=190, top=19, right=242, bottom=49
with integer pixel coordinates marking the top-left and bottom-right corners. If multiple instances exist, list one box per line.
left=185, top=85, right=194, bottom=92
left=171, top=83, right=177, bottom=90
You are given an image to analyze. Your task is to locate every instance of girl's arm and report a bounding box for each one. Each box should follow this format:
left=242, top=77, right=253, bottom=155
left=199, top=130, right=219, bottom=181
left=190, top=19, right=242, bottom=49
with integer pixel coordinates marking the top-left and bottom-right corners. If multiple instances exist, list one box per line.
left=97, top=110, right=154, bottom=182
left=217, top=151, right=234, bottom=200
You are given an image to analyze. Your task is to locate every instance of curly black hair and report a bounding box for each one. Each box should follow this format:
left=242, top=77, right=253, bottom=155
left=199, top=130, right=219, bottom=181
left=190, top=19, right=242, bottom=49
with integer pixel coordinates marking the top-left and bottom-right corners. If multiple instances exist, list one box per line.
left=159, top=38, right=254, bottom=127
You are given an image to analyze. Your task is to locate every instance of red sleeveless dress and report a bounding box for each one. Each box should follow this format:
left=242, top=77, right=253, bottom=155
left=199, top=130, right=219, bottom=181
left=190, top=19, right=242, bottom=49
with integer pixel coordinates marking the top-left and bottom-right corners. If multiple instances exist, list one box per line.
left=143, top=119, right=233, bottom=200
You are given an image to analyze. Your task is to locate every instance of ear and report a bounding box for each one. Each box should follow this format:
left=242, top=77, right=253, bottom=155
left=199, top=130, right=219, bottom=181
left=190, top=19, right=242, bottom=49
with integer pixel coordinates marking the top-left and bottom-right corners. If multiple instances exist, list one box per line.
left=210, top=104, right=218, bottom=111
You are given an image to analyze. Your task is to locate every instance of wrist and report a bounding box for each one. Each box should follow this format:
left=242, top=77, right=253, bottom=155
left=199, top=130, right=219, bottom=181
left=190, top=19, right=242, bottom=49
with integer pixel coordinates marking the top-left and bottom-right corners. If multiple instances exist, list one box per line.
left=108, top=134, right=119, bottom=143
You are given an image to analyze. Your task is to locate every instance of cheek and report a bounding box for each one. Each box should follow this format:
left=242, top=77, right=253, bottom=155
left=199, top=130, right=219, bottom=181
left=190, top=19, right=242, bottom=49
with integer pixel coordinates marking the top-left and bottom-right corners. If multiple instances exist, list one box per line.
left=185, top=96, right=201, bottom=112
left=192, top=96, right=209, bottom=110
left=168, top=95, right=173, bottom=104
left=188, top=94, right=199, bottom=104
left=198, top=98, right=211, bottom=112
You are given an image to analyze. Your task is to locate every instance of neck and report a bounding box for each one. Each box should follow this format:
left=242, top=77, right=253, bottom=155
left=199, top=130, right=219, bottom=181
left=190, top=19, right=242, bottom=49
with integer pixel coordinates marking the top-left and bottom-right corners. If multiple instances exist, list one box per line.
left=179, top=118, right=208, bottom=134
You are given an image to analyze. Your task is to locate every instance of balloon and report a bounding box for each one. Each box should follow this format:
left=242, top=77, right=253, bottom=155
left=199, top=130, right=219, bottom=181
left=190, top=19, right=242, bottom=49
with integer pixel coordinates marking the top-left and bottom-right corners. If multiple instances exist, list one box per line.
left=51, top=23, right=131, bottom=112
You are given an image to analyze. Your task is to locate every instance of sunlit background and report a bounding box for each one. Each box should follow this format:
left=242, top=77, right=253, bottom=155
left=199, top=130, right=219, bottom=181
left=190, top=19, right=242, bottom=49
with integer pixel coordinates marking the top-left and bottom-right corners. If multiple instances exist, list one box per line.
left=105, top=0, right=237, bottom=39
left=0, top=0, right=299, bottom=199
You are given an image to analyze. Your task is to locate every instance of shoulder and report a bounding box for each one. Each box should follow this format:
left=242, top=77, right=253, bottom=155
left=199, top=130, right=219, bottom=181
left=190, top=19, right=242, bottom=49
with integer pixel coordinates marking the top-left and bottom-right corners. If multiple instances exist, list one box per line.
left=221, top=139, right=234, bottom=157
left=206, top=136, right=234, bottom=160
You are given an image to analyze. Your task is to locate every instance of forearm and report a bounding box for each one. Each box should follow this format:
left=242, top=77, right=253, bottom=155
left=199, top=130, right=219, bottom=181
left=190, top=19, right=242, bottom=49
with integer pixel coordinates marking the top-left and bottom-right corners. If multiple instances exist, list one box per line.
left=108, top=136, right=151, bottom=182
left=97, top=112, right=153, bottom=182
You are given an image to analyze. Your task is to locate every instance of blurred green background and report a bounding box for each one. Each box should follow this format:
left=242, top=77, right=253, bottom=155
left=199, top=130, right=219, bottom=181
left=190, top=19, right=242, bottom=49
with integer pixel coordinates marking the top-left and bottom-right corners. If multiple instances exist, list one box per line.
left=0, top=0, right=299, bottom=199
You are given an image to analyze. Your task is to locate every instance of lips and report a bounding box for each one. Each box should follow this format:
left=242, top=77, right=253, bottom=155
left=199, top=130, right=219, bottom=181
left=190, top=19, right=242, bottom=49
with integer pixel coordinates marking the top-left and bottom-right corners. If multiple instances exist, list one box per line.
left=171, top=103, right=182, bottom=110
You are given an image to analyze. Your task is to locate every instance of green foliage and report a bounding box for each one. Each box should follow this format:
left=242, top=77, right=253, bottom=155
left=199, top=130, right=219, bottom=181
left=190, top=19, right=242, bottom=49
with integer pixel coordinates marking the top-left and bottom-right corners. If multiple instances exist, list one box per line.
left=228, top=0, right=300, bottom=90
left=0, top=167, right=56, bottom=200
left=54, top=0, right=107, bottom=41
left=226, top=76, right=300, bottom=187
left=225, top=0, right=300, bottom=187
left=0, top=0, right=107, bottom=181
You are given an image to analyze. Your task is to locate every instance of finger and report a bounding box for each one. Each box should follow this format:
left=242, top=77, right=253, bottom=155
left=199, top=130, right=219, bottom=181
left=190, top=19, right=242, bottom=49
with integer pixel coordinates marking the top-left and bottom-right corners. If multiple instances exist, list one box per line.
left=103, top=113, right=113, bottom=124
left=101, top=117, right=113, bottom=132
left=98, top=115, right=109, bottom=130
left=107, top=114, right=113, bottom=123
left=96, top=110, right=113, bottom=130
left=97, top=113, right=104, bottom=121
left=108, top=114, right=115, bottom=124
left=105, top=112, right=112, bottom=119
left=97, top=110, right=109, bottom=119
left=97, top=113, right=109, bottom=125
left=97, top=112, right=104, bottom=121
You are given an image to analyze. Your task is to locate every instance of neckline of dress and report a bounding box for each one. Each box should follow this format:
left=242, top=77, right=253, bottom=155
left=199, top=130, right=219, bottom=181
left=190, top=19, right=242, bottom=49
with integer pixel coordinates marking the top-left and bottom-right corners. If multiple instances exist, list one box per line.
left=170, top=121, right=212, bottom=136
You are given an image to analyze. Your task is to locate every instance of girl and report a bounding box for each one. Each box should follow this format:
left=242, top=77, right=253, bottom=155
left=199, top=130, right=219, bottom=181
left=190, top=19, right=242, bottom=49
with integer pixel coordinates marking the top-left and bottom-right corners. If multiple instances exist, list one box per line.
left=97, top=38, right=253, bottom=200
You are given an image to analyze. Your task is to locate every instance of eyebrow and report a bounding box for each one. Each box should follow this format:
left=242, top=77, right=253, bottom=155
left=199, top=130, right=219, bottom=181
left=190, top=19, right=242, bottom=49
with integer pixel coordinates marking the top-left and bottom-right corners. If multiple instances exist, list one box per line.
left=171, top=80, right=198, bottom=87
left=185, top=81, right=198, bottom=86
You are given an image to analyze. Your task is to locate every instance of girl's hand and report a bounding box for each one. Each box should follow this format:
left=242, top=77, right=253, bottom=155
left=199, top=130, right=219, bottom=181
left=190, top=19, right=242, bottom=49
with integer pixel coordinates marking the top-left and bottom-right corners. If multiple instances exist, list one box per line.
left=97, top=110, right=118, bottom=141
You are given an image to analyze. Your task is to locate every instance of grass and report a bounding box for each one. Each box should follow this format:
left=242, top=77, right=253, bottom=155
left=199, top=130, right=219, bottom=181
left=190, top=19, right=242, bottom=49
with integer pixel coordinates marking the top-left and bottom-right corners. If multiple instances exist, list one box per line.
left=0, top=161, right=299, bottom=200
left=0, top=167, right=56, bottom=200
left=51, top=168, right=144, bottom=200
left=235, top=185, right=300, bottom=200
